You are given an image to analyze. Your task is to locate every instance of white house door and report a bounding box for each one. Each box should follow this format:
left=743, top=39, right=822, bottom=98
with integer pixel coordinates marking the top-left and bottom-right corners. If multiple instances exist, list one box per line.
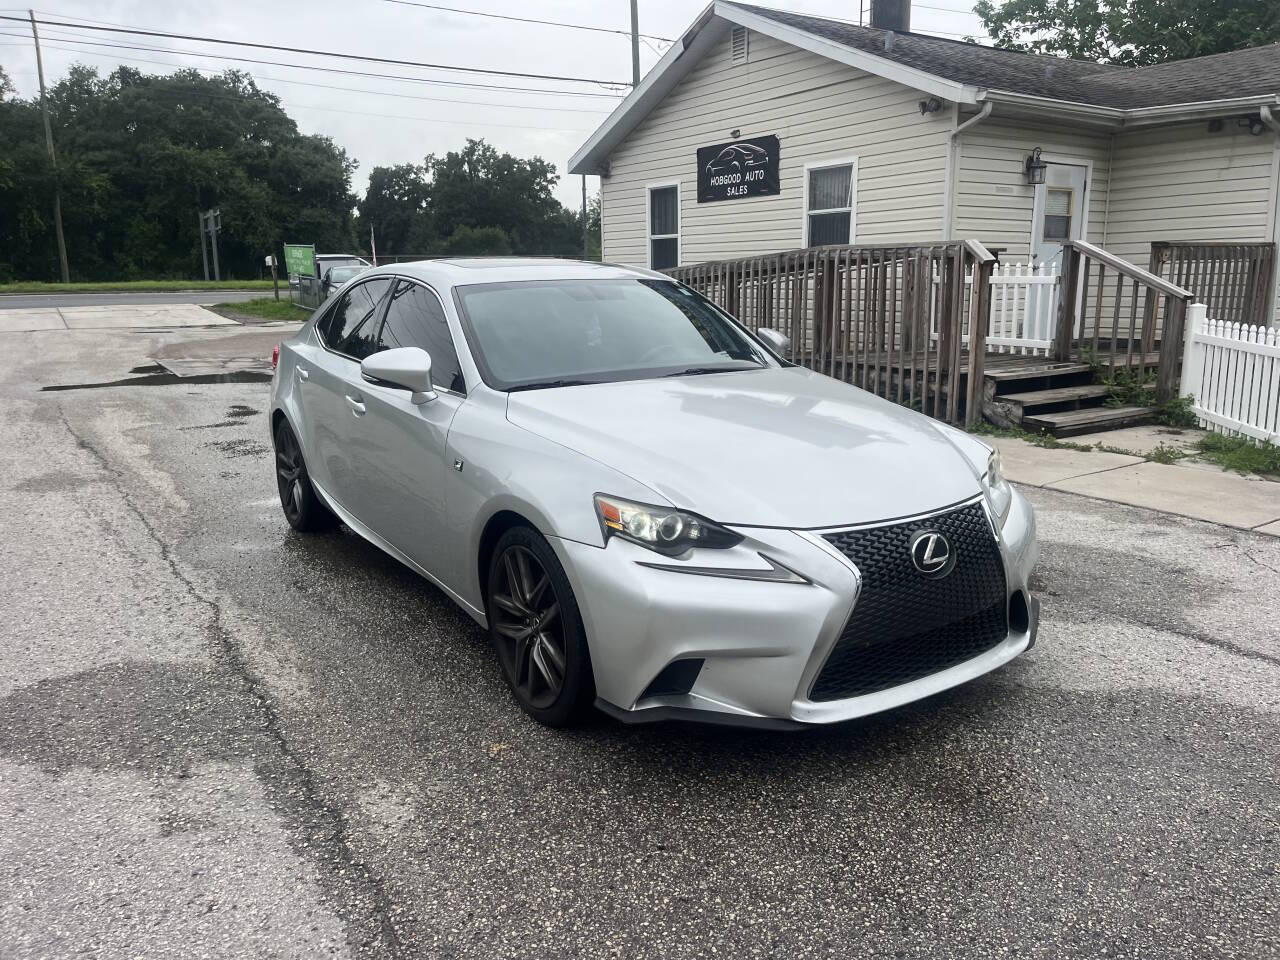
left=1030, top=162, right=1087, bottom=271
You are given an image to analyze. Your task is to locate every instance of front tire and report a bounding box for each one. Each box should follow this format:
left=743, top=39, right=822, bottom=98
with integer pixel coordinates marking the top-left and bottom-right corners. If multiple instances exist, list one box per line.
left=486, top=526, right=593, bottom=727
left=273, top=418, right=335, bottom=532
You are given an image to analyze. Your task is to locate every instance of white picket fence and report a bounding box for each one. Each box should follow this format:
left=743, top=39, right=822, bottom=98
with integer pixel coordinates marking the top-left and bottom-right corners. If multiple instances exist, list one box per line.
left=988, top=261, right=1058, bottom=354
left=1180, top=303, right=1280, bottom=442
left=931, top=261, right=1059, bottom=356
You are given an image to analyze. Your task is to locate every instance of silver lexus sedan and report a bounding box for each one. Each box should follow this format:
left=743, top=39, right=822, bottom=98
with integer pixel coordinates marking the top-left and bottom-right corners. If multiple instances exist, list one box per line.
left=268, top=258, right=1039, bottom=728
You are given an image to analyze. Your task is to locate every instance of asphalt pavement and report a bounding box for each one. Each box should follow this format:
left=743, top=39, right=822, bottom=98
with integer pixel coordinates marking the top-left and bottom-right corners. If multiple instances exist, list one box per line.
left=0, top=319, right=1277, bottom=959
left=0, top=290, right=265, bottom=310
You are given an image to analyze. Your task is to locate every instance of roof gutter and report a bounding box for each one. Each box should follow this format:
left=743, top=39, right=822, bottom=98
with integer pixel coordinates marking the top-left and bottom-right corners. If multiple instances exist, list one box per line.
left=981, top=89, right=1280, bottom=129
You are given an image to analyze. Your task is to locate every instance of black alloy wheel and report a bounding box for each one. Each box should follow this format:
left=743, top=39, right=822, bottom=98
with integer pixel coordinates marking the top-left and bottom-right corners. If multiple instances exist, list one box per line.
left=487, top=527, right=592, bottom=725
left=273, top=419, right=334, bottom=532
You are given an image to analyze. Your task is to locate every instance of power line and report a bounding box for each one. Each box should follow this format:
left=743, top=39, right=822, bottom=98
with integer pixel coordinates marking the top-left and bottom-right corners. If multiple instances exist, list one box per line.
left=0, top=14, right=631, bottom=87
left=377, top=0, right=672, bottom=43
left=1, top=26, right=625, bottom=98
left=0, top=30, right=614, bottom=112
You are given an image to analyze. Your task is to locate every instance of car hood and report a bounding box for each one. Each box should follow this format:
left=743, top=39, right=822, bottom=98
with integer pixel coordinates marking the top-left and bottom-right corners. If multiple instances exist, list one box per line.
left=505, top=366, right=985, bottom=529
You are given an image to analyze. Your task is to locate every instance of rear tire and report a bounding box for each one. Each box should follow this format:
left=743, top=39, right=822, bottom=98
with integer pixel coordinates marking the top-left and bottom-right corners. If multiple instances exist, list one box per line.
left=273, top=418, right=335, bottom=533
left=486, top=526, right=594, bottom=727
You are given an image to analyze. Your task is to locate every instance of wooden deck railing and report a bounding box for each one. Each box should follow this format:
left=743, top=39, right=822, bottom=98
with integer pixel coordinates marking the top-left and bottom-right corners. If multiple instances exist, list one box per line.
left=1055, top=239, right=1195, bottom=403
left=1151, top=241, right=1275, bottom=328
left=668, top=241, right=997, bottom=426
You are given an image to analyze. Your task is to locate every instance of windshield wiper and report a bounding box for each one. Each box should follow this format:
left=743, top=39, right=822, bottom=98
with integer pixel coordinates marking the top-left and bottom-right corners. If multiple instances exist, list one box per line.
left=663, top=364, right=760, bottom=377
left=507, top=378, right=595, bottom=392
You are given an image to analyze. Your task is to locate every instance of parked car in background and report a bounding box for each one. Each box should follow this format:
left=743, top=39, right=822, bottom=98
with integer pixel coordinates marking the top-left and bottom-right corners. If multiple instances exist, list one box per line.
left=322, top=263, right=366, bottom=298
left=269, top=259, right=1039, bottom=729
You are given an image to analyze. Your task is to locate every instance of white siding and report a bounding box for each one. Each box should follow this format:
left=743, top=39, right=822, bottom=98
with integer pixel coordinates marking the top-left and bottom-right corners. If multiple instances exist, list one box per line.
left=600, top=29, right=952, bottom=266
left=1106, top=121, right=1279, bottom=271
left=952, top=117, right=1112, bottom=260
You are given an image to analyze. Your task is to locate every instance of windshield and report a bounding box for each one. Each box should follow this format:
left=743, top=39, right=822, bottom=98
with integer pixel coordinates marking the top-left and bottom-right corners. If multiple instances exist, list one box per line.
left=454, top=278, right=771, bottom=390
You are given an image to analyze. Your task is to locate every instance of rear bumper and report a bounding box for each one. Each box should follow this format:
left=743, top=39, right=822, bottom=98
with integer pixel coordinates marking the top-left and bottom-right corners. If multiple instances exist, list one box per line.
left=551, top=489, right=1039, bottom=729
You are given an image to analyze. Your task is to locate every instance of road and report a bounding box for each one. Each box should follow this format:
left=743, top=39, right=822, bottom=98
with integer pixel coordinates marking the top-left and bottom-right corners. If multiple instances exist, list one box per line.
left=1, top=317, right=1277, bottom=959
left=0, top=290, right=265, bottom=310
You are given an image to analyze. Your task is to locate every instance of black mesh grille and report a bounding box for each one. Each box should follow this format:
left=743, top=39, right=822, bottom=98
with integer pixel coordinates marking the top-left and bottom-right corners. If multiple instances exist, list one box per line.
left=812, top=500, right=1008, bottom=702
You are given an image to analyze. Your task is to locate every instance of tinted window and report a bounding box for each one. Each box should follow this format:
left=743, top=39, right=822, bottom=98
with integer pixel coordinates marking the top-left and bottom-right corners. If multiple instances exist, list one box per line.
left=377, top=280, right=465, bottom=394
left=454, top=279, right=768, bottom=390
left=322, top=277, right=393, bottom=360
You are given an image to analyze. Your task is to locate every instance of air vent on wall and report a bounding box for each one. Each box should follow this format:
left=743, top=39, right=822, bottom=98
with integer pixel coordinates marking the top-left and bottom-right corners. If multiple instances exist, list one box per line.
left=731, top=26, right=749, bottom=63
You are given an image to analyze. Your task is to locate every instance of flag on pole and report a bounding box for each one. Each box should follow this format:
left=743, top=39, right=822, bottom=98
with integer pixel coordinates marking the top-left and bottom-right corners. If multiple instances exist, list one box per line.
left=370, top=224, right=377, bottom=267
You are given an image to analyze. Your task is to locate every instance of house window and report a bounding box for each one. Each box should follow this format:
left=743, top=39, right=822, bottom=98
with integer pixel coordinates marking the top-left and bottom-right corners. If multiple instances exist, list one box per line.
left=805, top=160, right=856, bottom=247
left=731, top=26, right=749, bottom=63
left=648, top=183, right=679, bottom=270
left=1043, top=187, right=1073, bottom=241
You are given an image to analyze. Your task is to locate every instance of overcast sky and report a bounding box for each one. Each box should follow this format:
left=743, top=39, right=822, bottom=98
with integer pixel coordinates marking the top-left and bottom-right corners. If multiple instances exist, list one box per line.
left=0, top=0, right=986, bottom=211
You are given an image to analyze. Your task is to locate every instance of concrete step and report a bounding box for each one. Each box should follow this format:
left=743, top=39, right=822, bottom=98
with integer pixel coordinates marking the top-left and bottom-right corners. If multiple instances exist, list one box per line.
left=1023, top=404, right=1157, bottom=438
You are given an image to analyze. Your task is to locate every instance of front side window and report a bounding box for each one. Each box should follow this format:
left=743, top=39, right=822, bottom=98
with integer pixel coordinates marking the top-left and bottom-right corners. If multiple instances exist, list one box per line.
left=805, top=162, right=855, bottom=247
left=454, top=278, right=770, bottom=390
left=378, top=280, right=465, bottom=394
left=648, top=184, right=679, bottom=270
left=321, top=277, right=393, bottom=360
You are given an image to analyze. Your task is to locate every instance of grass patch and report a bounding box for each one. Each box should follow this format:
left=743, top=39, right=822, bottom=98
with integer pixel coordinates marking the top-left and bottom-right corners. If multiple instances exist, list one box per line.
left=213, top=297, right=307, bottom=322
left=1194, top=433, right=1280, bottom=477
left=0, top=279, right=275, bottom=294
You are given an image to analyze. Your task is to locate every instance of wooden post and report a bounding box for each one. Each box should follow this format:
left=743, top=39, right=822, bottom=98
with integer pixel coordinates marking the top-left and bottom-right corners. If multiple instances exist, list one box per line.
left=30, top=10, right=70, bottom=283
left=1054, top=243, right=1081, bottom=361
left=1156, top=296, right=1189, bottom=404
left=965, top=253, right=994, bottom=428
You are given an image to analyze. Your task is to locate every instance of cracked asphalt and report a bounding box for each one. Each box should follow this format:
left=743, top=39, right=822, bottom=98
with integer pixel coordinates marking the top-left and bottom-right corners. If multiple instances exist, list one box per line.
left=1, top=320, right=1277, bottom=959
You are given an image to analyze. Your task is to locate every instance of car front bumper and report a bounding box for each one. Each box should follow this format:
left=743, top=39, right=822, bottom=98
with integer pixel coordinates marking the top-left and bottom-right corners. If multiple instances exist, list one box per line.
left=550, top=489, right=1038, bottom=729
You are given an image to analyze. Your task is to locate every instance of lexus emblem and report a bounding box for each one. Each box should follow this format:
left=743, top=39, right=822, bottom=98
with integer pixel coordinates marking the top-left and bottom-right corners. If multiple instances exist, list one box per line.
left=909, top=530, right=955, bottom=578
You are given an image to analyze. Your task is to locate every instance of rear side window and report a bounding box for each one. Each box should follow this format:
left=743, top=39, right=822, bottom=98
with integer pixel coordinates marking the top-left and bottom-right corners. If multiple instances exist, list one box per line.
left=378, top=280, right=465, bottom=394
left=320, top=277, right=393, bottom=360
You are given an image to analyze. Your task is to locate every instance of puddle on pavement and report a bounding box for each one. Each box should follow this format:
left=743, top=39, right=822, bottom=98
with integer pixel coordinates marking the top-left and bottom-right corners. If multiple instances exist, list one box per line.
left=43, top=366, right=271, bottom=392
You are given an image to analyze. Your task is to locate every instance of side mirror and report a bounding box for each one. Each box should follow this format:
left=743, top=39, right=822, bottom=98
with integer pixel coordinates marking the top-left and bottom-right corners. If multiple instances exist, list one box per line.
left=361, top=347, right=437, bottom=404
left=757, top=327, right=790, bottom=356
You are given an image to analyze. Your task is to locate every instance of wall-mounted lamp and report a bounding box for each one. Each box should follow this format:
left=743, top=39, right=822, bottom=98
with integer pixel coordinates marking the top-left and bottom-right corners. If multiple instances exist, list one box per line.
left=1024, top=147, right=1047, bottom=185
left=730, top=128, right=741, bottom=138
left=918, top=97, right=944, bottom=115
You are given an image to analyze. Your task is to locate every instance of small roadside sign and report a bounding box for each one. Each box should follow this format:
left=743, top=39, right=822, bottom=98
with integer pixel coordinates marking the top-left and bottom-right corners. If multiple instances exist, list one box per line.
left=283, top=243, right=315, bottom=278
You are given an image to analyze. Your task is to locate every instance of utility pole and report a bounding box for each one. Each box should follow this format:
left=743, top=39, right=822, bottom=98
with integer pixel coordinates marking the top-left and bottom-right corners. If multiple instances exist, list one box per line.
left=29, top=10, right=69, bottom=284
left=581, top=175, right=589, bottom=260
left=209, top=208, right=221, bottom=282
left=198, top=211, right=210, bottom=281
left=629, top=0, right=640, bottom=87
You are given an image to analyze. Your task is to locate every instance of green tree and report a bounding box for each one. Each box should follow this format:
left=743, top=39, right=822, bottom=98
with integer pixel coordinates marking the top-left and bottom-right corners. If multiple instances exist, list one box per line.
left=0, top=64, right=357, bottom=281
left=357, top=163, right=432, bottom=255
left=974, top=0, right=1280, bottom=65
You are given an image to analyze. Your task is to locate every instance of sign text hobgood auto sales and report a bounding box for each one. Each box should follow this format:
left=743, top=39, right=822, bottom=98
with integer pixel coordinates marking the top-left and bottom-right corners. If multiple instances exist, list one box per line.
left=696, top=135, right=780, bottom=203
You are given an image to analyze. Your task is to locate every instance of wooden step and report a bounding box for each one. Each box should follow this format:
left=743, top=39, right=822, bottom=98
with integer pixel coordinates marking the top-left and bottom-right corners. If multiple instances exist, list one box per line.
left=999, top=383, right=1112, bottom=410
left=983, top=362, right=1092, bottom=383
left=1023, top=404, right=1156, bottom=438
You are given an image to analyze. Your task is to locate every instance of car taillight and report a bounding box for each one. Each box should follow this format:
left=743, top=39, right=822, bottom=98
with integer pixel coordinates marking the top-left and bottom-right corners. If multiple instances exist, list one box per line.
left=272, top=344, right=280, bottom=370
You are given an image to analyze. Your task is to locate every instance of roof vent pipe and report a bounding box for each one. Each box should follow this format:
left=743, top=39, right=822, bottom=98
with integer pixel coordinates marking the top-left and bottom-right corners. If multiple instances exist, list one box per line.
left=870, top=0, right=911, bottom=33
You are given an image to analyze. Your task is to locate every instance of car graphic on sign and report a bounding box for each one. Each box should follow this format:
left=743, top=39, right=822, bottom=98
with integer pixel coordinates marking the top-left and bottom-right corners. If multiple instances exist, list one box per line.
left=705, top=142, right=770, bottom=175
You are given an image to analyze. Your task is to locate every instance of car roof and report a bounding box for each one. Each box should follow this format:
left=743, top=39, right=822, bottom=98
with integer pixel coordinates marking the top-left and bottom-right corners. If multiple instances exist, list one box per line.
left=352, top=257, right=670, bottom=287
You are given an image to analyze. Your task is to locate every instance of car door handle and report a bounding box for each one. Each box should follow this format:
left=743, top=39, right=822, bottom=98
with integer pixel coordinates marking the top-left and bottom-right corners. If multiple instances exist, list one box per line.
left=296, top=365, right=310, bottom=381
left=345, top=394, right=366, bottom=416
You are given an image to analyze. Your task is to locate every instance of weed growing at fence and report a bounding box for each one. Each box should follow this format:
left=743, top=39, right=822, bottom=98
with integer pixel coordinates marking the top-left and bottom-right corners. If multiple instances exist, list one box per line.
left=1155, top=394, right=1199, bottom=428
left=1194, top=433, right=1280, bottom=477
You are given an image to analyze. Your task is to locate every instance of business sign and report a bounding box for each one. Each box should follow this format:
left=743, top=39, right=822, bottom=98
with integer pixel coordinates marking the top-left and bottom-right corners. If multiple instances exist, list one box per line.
left=282, top=243, right=315, bottom=278
left=696, top=135, right=780, bottom=203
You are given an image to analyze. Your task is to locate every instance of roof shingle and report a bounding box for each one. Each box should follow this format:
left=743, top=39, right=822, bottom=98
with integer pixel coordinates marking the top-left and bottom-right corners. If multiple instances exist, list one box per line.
left=729, top=2, right=1280, bottom=109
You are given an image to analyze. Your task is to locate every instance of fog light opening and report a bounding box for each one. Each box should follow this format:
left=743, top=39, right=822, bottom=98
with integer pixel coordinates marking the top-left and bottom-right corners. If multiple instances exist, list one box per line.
left=639, top=658, right=704, bottom=699
left=1009, top=590, right=1030, bottom=635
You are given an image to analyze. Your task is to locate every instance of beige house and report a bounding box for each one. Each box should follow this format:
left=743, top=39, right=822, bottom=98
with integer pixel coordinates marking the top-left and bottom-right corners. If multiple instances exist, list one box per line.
left=570, top=0, right=1280, bottom=324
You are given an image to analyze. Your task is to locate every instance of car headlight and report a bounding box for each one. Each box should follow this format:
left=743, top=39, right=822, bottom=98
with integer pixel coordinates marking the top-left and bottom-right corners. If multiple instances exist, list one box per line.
left=594, top=494, right=742, bottom=556
left=985, top=449, right=1013, bottom=526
